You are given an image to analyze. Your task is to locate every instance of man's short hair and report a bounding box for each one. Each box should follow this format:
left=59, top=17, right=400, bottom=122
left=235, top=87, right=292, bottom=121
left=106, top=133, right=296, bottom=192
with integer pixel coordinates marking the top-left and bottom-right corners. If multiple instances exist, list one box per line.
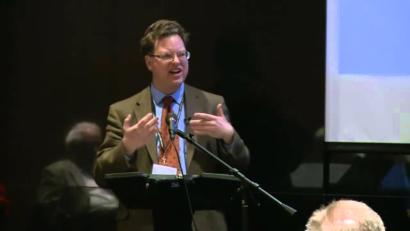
left=306, top=199, right=385, bottom=231
left=140, top=19, right=190, bottom=56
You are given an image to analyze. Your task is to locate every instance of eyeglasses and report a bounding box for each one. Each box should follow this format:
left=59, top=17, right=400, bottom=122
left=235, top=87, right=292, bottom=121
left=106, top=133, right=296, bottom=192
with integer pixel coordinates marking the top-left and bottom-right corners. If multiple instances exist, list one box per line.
left=149, top=50, right=191, bottom=62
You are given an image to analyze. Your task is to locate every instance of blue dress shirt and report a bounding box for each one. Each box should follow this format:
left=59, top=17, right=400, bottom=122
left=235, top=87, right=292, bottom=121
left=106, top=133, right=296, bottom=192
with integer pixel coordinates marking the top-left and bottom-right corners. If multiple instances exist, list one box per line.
left=150, top=83, right=187, bottom=174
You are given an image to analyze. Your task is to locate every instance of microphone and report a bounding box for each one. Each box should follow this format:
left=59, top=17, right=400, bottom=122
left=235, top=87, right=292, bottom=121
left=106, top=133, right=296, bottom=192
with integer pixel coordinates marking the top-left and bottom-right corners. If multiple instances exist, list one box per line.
left=166, top=113, right=177, bottom=140
left=156, top=132, right=164, bottom=150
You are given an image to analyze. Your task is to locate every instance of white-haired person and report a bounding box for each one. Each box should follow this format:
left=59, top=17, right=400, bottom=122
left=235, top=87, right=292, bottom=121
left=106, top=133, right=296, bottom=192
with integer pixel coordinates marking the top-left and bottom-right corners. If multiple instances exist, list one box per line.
left=306, top=199, right=385, bottom=231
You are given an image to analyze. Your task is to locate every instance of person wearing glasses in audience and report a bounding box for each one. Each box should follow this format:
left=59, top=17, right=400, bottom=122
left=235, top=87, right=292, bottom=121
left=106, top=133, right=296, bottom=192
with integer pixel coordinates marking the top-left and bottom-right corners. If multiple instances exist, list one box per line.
left=94, top=19, right=250, bottom=231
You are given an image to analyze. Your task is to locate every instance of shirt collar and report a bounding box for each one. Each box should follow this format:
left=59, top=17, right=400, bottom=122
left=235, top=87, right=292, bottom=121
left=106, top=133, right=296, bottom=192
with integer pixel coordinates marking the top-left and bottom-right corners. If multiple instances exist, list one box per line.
left=150, top=83, right=185, bottom=106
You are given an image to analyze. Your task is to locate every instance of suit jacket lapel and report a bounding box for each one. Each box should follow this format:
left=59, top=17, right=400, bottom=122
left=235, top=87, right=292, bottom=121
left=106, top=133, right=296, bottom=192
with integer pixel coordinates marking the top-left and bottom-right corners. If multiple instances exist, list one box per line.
left=184, top=85, right=204, bottom=168
left=133, top=87, right=158, bottom=164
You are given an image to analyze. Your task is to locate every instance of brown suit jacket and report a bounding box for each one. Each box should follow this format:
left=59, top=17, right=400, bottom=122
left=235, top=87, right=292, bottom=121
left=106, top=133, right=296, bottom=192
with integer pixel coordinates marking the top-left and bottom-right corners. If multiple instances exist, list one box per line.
left=94, top=84, right=249, bottom=231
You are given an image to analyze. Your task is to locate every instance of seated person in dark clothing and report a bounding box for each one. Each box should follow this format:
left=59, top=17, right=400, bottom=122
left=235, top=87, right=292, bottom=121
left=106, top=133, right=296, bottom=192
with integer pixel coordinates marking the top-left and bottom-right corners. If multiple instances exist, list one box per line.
left=35, top=122, right=119, bottom=231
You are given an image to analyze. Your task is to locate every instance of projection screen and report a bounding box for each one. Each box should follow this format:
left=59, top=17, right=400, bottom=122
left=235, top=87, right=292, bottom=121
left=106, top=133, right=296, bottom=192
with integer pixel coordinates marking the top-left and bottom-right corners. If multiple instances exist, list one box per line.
left=325, top=0, right=410, bottom=144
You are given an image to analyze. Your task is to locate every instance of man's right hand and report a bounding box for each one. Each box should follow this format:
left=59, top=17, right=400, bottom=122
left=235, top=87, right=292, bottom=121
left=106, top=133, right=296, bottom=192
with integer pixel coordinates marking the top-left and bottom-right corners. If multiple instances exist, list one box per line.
left=121, top=113, right=158, bottom=154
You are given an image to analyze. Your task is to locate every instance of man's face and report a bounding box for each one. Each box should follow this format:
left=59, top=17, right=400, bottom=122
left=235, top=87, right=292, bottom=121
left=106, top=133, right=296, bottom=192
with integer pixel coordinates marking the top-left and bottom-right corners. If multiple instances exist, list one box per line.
left=145, top=34, right=189, bottom=94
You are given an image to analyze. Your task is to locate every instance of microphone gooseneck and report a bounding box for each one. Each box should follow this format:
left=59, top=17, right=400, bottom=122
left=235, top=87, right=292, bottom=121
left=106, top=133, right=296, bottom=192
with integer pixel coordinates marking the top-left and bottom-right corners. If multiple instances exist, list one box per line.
left=167, top=113, right=177, bottom=140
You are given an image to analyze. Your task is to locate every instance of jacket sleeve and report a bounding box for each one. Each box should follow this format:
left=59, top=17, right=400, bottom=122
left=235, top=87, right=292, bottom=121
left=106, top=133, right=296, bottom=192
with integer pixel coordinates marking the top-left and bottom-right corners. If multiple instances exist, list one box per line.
left=216, top=100, right=250, bottom=171
left=93, top=105, right=133, bottom=187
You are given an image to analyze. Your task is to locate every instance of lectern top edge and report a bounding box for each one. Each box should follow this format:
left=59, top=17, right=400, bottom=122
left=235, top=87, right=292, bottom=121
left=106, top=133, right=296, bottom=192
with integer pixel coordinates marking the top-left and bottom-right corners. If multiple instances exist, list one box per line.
left=104, top=171, right=240, bottom=183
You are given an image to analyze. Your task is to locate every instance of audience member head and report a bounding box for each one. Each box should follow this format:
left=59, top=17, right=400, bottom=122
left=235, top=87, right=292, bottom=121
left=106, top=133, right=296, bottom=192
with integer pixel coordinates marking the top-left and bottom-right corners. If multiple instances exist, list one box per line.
left=65, top=122, right=102, bottom=171
left=306, top=199, right=385, bottom=231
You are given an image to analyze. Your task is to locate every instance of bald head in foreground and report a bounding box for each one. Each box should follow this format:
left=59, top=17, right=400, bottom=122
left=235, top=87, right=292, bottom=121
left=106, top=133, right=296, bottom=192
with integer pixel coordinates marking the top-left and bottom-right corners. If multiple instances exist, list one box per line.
left=306, top=199, right=385, bottom=231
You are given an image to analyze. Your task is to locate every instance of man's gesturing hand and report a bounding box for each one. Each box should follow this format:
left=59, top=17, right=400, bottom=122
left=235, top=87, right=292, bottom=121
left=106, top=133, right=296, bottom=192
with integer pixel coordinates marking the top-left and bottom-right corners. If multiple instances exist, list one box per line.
left=122, top=113, right=158, bottom=154
left=189, top=103, right=234, bottom=144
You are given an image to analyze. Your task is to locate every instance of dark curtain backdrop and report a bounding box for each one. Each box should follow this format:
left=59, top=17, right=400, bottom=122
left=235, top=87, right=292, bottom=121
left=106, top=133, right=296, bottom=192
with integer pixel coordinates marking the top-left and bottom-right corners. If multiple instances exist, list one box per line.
left=3, top=0, right=325, bottom=230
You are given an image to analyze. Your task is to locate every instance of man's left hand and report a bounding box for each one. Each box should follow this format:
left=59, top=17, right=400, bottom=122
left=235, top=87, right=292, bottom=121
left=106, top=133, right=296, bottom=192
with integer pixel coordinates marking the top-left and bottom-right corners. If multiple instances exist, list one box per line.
left=189, top=103, right=234, bottom=144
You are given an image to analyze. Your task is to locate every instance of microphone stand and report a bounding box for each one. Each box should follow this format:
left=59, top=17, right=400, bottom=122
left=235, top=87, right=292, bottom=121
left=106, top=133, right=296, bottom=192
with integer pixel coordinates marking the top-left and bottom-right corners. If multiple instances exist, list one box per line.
left=174, top=129, right=297, bottom=216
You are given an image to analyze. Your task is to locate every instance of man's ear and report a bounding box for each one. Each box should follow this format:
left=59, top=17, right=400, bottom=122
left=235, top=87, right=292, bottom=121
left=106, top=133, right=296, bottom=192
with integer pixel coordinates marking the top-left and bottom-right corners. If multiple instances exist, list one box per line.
left=145, top=55, right=153, bottom=71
